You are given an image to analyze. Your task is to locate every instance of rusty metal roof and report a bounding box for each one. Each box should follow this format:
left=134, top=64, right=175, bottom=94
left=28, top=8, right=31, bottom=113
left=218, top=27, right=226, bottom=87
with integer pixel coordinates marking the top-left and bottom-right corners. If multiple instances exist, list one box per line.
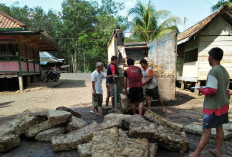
left=0, top=11, right=27, bottom=30
left=177, top=5, right=231, bottom=42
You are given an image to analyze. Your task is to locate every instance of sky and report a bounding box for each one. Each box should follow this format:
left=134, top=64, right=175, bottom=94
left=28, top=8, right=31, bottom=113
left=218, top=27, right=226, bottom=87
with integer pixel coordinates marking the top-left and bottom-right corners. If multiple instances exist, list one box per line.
left=1, top=0, right=219, bottom=32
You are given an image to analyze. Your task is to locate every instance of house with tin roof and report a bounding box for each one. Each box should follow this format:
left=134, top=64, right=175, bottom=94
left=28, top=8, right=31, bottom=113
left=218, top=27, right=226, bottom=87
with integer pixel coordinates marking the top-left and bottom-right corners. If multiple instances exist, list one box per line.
left=177, top=5, right=232, bottom=90
left=0, top=11, right=60, bottom=92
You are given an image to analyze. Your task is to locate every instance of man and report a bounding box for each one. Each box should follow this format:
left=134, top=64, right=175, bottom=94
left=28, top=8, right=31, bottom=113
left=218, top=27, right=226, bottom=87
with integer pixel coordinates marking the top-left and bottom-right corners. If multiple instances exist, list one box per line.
left=140, top=59, right=167, bottom=113
left=91, top=62, right=112, bottom=115
left=124, top=58, right=144, bottom=116
left=189, top=47, right=230, bottom=157
left=115, top=26, right=127, bottom=64
left=106, top=56, right=118, bottom=110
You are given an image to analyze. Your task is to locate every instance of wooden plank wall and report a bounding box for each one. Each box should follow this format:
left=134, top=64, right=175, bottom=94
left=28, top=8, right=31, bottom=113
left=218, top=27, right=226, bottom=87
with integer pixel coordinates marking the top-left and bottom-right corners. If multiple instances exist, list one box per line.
left=198, top=16, right=232, bottom=80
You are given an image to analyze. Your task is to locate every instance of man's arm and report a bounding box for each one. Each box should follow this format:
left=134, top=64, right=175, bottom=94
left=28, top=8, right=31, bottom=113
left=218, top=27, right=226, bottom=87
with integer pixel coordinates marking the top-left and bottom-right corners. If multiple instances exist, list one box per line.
left=124, top=70, right=128, bottom=95
left=143, top=69, right=153, bottom=86
left=200, top=75, right=217, bottom=95
left=92, top=81, right=96, bottom=96
left=124, top=77, right=128, bottom=95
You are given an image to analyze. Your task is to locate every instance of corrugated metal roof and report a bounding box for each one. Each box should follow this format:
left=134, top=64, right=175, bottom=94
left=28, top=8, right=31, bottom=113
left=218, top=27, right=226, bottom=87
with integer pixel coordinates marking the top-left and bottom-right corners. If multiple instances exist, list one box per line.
left=0, top=11, right=27, bottom=30
left=177, top=5, right=231, bottom=42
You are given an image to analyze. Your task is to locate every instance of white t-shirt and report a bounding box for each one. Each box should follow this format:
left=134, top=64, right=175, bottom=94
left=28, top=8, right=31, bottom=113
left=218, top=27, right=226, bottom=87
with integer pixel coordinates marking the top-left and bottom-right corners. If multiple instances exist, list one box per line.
left=91, top=70, right=106, bottom=94
left=141, top=67, right=157, bottom=89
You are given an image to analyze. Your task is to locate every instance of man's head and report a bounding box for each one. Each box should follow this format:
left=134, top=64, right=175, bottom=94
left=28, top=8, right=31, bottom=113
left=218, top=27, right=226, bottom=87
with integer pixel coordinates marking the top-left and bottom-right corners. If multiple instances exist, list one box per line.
left=127, top=58, right=134, bottom=66
left=96, top=62, right=104, bottom=72
left=208, top=47, right=223, bottom=66
left=116, top=26, right=120, bottom=30
left=140, top=59, right=147, bottom=69
left=111, top=56, right=118, bottom=65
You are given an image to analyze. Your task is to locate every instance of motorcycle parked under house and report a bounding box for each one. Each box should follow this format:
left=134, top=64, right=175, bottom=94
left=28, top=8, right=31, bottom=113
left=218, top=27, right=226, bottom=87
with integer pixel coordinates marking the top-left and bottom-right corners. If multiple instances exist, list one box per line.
left=42, top=70, right=60, bottom=83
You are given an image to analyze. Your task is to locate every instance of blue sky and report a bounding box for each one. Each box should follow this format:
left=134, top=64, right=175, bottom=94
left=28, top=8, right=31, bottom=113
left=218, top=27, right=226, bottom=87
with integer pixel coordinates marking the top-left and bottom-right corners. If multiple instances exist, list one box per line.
left=2, top=0, right=219, bottom=32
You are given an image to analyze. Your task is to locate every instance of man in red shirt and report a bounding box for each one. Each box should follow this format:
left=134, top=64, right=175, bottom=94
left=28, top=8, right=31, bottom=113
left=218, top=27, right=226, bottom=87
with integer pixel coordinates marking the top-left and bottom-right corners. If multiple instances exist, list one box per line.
left=124, top=58, right=145, bottom=115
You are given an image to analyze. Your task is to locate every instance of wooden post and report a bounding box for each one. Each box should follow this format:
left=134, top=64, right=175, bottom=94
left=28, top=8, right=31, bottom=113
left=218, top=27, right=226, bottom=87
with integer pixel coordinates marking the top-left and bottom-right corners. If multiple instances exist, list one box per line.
left=181, top=81, right=185, bottom=90
left=18, top=75, right=23, bottom=92
left=194, top=81, right=201, bottom=96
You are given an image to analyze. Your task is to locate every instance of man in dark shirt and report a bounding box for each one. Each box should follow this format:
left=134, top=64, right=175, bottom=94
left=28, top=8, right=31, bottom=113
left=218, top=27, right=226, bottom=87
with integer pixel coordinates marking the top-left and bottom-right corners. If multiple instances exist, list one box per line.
left=115, top=26, right=127, bottom=64
left=124, top=58, right=144, bottom=115
left=106, top=56, right=118, bottom=110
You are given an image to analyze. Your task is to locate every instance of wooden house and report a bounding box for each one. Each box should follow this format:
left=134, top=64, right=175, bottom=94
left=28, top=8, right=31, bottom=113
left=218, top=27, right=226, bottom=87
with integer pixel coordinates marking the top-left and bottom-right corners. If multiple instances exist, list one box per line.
left=177, top=5, right=232, bottom=90
left=0, top=11, right=60, bottom=92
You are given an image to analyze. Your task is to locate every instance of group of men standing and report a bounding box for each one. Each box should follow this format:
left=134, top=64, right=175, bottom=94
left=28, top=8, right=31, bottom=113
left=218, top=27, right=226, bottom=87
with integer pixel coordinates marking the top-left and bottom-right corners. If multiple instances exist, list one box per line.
left=91, top=56, right=167, bottom=116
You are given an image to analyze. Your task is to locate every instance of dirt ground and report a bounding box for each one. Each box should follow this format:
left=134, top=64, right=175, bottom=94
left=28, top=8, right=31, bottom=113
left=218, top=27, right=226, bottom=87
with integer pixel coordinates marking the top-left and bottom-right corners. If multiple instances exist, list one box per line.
left=0, top=73, right=231, bottom=157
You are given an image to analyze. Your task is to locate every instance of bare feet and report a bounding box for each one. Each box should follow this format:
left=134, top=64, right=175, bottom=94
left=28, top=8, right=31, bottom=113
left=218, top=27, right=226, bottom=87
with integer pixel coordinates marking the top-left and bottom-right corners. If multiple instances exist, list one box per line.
left=187, top=151, right=200, bottom=157
left=162, top=107, right=172, bottom=113
left=209, top=149, right=221, bottom=157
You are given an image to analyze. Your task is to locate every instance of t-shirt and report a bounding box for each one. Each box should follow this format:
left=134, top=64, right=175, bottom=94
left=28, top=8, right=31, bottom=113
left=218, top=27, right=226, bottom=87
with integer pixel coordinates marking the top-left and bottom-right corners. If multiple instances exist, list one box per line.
left=115, top=30, right=124, bottom=46
left=203, top=65, right=230, bottom=114
left=141, top=67, right=158, bottom=89
left=91, top=70, right=106, bottom=94
left=124, top=65, right=143, bottom=89
left=106, top=63, right=117, bottom=84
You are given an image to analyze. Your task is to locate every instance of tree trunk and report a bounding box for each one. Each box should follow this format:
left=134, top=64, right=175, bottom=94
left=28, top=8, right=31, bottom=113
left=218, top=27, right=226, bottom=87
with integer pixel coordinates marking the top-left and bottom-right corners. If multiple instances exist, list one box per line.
left=73, top=49, right=77, bottom=73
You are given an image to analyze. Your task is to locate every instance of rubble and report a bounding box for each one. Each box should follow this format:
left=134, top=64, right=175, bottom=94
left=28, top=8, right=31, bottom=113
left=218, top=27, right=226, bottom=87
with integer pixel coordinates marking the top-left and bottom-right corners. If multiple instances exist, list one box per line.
left=120, top=93, right=130, bottom=113
left=144, top=110, right=183, bottom=131
left=149, top=143, right=158, bottom=157
left=0, top=110, right=36, bottom=137
left=35, top=127, right=65, bottom=142
left=223, top=123, right=232, bottom=131
left=99, top=119, right=121, bottom=130
left=91, top=127, right=119, bottom=157
left=34, top=112, right=48, bottom=123
left=129, top=122, right=188, bottom=152
left=25, top=120, right=52, bottom=138
left=56, top=106, right=82, bottom=118
left=77, top=142, right=92, bottom=157
left=47, top=110, right=72, bottom=127
left=184, top=124, right=232, bottom=139
left=104, top=113, right=131, bottom=123
left=0, top=134, right=20, bottom=152
left=66, top=116, right=86, bottom=132
left=116, top=137, right=150, bottom=157
left=121, top=114, right=150, bottom=130
left=52, top=122, right=102, bottom=152
left=119, top=129, right=128, bottom=137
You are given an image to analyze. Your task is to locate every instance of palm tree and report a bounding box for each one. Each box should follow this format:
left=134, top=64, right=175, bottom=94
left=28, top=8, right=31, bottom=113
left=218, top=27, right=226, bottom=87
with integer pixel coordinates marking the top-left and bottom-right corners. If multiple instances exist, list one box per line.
left=128, top=1, right=180, bottom=42
left=212, top=0, right=232, bottom=11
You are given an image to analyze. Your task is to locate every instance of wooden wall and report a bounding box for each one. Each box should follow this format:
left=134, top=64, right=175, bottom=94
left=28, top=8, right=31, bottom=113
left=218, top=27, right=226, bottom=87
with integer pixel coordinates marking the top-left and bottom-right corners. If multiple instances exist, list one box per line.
left=198, top=16, right=232, bottom=80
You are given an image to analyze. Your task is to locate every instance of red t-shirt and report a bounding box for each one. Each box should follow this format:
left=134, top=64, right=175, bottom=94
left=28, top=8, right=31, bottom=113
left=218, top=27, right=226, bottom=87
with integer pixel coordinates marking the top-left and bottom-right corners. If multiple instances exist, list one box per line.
left=124, top=66, right=143, bottom=88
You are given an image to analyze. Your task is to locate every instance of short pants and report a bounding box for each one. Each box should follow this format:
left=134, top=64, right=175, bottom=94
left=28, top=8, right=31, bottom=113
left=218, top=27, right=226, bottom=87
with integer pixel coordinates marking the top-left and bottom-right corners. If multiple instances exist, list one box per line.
left=92, top=94, right=103, bottom=108
left=202, top=112, right=229, bottom=129
left=117, top=46, right=127, bottom=59
left=145, top=86, right=160, bottom=99
left=128, top=87, right=145, bottom=103
left=106, top=83, right=114, bottom=97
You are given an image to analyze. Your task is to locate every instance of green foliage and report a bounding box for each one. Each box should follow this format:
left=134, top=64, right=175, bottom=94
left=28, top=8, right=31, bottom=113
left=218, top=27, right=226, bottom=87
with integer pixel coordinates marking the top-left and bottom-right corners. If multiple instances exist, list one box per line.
left=212, top=0, right=232, bottom=11
left=128, top=1, right=180, bottom=42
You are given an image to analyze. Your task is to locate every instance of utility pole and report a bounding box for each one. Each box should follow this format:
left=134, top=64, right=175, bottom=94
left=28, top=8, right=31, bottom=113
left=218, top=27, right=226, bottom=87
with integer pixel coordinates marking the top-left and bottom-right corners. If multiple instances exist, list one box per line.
left=183, top=17, right=187, bottom=31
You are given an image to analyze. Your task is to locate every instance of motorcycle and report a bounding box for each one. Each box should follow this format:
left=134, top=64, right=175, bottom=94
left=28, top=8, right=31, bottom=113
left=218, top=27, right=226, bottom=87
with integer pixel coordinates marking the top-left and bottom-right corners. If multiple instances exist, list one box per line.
left=42, top=70, right=60, bottom=83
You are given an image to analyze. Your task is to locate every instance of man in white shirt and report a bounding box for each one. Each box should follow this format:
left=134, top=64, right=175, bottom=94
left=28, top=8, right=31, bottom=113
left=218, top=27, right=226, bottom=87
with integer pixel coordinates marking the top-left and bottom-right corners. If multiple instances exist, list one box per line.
left=91, top=62, right=112, bottom=115
left=140, top=59, right=167, bottom=113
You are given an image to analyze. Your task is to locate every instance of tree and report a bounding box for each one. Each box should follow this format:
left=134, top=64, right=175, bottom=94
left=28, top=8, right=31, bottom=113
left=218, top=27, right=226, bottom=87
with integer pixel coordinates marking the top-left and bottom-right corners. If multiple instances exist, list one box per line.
left=212, top=0, right=232, bottom=11
left=128, top=1, right=180, bottom=42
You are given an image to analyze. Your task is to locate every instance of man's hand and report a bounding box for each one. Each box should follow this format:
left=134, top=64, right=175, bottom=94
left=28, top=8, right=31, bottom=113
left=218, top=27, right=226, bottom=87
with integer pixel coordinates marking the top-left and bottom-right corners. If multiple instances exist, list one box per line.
left=93, top=90, right=96, bottom=96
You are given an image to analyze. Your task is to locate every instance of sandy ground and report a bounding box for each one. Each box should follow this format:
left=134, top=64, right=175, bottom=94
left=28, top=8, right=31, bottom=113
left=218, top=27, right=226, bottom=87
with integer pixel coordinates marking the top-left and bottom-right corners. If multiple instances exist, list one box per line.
left=0, top=73, right=232, bottom=157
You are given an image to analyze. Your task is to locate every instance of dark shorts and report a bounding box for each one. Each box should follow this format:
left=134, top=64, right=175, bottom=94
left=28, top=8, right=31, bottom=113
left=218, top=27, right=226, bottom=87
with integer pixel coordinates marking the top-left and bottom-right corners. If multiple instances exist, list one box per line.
left=129, top=87, right=145, bottom=103
left=202, top=112, right=229, bottom=129
left=92, top=94, right=103, bottom=108
left=145, top=86, right=160, bottom=99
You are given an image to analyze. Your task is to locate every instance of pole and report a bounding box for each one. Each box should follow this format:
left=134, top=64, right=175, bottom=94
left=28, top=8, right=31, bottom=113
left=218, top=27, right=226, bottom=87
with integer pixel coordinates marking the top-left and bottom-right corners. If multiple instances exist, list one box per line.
left=113, top=75, right=118, bottom=110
